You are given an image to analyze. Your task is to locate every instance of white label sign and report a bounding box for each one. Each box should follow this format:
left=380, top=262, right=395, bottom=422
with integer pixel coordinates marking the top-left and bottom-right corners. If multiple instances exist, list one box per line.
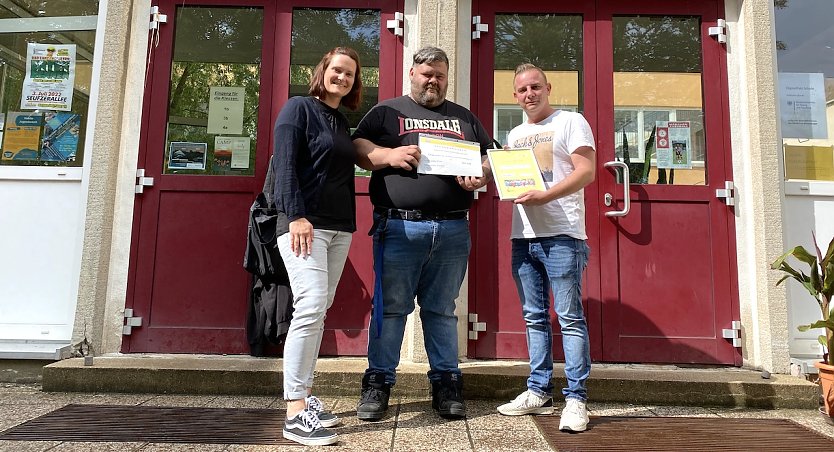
left=207, top=86, right=245, bottom=135
left=21, top=43, right=77, bottom=111
left=778, top=72, right=828, bottom=139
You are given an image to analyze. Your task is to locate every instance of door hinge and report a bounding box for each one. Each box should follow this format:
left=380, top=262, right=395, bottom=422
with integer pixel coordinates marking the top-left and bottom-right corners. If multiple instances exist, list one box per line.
left=468, top=313, right=487, bottom=340
left=472, top=16, right=489, bottom=40
left=708, top=18, right=727, bottom=44
left=150, top=6, right=168, bottom=30
left=386, top=12, right=403, bottom=37
left=135, top=169, right=154, bottom=194
left=722, top=320, right=741, bottom=348
left=123, top=309, right=143, bottom=335
left=715, top=180, right=735, bottom=206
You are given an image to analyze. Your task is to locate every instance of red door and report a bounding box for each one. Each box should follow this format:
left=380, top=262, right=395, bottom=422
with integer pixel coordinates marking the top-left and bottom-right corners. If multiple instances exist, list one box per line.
left=469, top=1, right=602, bottom=361
left=125, top=0, right=401, bottom=354
left=470, top=0, right=740, bottom=364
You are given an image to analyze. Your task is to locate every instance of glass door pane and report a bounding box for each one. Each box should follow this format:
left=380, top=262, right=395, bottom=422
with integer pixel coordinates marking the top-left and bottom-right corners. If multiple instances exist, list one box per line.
left=290, top=8, right=380, bottom=128
left=612, top=15, right=706, bottom=185
left=493, top=14, right=583, bottom=146
left=163, top=6, right=263, bottom=175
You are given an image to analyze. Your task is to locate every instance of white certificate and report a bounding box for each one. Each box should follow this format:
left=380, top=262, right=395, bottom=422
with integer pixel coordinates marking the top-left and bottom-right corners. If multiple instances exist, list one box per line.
left=416, top=134, right=483, bottom=177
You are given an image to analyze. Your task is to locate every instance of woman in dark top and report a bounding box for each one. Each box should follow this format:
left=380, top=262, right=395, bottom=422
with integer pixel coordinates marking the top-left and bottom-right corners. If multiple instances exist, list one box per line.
left=272, top=47, right=362, bottom=447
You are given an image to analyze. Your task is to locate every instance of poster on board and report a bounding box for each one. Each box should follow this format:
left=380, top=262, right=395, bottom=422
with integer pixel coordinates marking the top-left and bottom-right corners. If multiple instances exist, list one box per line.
left=40, top=112, right=81, bottom=162
left=1, top=112, right=43, bottom=161
left=21, top=43, right=76, bottom=111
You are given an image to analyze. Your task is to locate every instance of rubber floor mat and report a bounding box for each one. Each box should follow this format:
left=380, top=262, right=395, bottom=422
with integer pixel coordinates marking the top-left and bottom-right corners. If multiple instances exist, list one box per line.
left=0, top=404, right=296, bottom=445
left=534, top=416, right=834, bottom=451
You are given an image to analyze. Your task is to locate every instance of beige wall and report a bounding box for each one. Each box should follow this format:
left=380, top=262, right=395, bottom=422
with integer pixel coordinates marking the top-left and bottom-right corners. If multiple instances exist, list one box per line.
left=725, top=0, right=790, bottom=373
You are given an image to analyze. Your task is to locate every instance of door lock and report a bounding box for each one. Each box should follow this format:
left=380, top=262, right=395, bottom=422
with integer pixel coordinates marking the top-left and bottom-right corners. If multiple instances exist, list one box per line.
left=604, top=193, right=614, bottom=206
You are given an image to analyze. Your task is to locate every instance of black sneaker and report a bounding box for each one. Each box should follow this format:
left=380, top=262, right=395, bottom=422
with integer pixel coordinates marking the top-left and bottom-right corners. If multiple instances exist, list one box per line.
left=431, top=372, right=466, bottom=419
left=283, top=408, right=338, bottom=446
left=356, top=373, right=391, bottom=421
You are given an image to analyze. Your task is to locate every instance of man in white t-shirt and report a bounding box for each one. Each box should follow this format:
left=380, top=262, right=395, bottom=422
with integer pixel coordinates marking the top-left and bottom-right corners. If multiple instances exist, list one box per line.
left=495, top=64, right=596, bottom=433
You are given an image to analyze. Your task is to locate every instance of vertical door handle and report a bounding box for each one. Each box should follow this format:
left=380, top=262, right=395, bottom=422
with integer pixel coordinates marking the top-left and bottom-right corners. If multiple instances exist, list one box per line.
left=603, top=161, right=630, bottom=217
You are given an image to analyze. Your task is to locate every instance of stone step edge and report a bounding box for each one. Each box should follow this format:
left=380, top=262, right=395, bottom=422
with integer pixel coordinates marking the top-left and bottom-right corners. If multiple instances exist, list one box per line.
left=42, top=358, right=819, bottom=409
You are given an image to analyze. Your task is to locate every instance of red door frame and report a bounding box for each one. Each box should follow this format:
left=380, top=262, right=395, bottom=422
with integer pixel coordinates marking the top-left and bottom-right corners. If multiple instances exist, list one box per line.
left=270, top=0, right=404, bottom=355
left=126, top=0, right=403, bottom=354
left=469, top=0, right=740, bottom=364
left=469, top=0, right=602, bottom=360
left=125, top=0, right=277, bottom=353
left=596, top=0, right=740, bottom=365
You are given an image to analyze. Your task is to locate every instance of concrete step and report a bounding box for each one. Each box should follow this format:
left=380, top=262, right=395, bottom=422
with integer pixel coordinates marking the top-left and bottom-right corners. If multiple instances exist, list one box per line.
left=42, top=354, right=820, bottom=409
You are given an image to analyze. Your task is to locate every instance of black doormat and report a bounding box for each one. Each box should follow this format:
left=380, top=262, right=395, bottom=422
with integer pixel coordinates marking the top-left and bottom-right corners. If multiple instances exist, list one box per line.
left=534, top=416, right=834, bottom=451
left=0, top=404, right=296, bottom=445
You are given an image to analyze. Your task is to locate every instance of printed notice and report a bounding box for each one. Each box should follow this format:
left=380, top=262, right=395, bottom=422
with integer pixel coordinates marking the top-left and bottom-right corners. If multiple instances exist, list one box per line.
left=41, top=111, right=81, bottom=162
left=21, top=43, right=76, bottom=111
left=655, top=121, right=692, bottom=169
left=1, top=112, right=43, bottom=161
left=487, top=148, right=547, bottom=200
left=169, top=142, right=207, bottom=170
left=214, top=136, right=251, bottom=170
left=416, top=134, right=483, bottom=177
left=207, top=86, right=245, bottom=135
left=778, top=73, right=828, bottom=139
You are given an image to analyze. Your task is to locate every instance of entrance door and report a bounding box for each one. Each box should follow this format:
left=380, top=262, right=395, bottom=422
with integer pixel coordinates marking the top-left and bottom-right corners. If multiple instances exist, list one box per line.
left=126, top=0, right=401, bottom=354
left=469, top=1, right=602, bottom=361
left=470, top=0, right=740, bottom=364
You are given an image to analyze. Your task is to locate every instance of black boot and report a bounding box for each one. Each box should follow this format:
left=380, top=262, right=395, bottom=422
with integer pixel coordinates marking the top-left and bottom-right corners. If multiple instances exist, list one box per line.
left=431, top=372, right=466, bottom=419
left=357, top=373, right=391, bottom=421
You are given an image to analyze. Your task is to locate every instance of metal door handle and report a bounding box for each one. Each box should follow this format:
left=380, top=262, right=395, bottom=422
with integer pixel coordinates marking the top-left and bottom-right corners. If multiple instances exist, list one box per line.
left=603, top=161, right=630, bottom=217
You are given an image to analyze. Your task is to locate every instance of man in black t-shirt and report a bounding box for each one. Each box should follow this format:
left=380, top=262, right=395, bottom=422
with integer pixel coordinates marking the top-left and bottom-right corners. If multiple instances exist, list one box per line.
left=353, top=46, right=492, bottom=421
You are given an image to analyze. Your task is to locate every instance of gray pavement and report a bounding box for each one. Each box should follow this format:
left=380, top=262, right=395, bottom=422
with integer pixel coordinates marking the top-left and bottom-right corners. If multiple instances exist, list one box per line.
left=1, top=382, right=832, bottom=451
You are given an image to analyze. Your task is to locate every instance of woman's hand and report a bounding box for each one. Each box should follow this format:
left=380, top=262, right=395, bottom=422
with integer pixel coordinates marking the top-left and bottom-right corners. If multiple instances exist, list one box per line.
left=289, top=218, right=314, bottom=257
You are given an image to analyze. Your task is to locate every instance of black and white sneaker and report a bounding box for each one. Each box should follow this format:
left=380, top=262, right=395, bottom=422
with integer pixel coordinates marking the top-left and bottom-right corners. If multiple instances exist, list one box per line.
left=306, top=395, right=340, bottom=428
left=283, top=408, right=338, bottom=446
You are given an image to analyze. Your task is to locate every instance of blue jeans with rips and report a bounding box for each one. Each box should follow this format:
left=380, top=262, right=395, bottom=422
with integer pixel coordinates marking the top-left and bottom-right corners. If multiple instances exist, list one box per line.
left=511, top=236, right=591, bottom=401
left=366, top=215, right=471, bottom=385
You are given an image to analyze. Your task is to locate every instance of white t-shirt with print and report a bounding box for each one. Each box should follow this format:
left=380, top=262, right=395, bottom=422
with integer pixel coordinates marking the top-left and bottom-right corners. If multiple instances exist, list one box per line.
left=506, top=110, right=596, bottom=239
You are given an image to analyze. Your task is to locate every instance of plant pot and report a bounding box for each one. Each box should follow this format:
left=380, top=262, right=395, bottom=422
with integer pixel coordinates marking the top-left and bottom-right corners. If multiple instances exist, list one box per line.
left=813, top=361, right=834, bottom=418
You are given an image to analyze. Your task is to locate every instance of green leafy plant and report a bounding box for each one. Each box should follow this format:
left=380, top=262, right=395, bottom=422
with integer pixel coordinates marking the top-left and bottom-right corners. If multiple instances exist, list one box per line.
left=771, top=232, right=834, bottom=365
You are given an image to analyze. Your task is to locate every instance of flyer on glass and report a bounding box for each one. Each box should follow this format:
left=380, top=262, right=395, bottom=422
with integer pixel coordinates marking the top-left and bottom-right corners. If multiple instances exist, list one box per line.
left=655, top=121, right=692, bottom=169
left=21, top=43, right=76, bottom=111
left=487, top=148, right=547, bottom=200
left=416, top=133, right=483, bottom=177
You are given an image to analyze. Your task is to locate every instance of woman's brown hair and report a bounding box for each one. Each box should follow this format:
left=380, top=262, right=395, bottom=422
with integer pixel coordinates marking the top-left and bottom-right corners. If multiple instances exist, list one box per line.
left=309, top=47, right=363, bottom=111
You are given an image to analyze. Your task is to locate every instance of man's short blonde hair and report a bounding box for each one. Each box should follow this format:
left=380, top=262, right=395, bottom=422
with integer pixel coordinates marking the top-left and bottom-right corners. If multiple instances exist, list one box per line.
left=513, top=63, right=548, bottom=83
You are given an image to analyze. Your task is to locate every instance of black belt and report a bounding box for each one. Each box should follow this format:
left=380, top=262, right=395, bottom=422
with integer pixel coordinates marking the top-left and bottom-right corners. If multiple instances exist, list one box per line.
left=374, top=207, right=468, bottom=221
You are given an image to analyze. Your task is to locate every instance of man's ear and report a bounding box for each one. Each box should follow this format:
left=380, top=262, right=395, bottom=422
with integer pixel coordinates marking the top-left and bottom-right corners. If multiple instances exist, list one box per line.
left=409, top=67, right=415, bottom=78
left=546, top=83, right=552, bottom=94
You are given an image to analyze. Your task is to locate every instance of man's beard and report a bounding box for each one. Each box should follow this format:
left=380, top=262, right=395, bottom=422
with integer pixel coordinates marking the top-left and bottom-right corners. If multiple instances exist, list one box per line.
left=412, top=81, right=446, bottom=108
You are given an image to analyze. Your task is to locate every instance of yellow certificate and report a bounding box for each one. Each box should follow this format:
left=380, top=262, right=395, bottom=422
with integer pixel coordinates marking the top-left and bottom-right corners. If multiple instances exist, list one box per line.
left=487, top=148, right=547, bottom=200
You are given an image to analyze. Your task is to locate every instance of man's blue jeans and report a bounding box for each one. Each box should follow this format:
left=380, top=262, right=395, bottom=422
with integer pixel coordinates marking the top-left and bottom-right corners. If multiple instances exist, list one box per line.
left=366, top=215, right=471, bottom=385
left=511, top=236, right=590, bottom=401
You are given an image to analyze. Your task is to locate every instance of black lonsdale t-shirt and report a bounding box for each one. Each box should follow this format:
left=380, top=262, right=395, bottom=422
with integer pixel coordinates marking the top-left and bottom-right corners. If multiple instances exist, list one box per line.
left=352, top=96, right=492, bottom=211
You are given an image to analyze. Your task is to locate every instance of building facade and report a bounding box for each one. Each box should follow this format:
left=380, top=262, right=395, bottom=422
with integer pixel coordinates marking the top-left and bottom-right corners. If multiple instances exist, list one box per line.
left=1, top=0, right=830, bottom=375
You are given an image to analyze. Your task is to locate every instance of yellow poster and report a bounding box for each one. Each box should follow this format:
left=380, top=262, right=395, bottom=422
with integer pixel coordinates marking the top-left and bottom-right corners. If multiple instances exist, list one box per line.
left=1, top=112, right=43, bottom=161
left=784, top=145, right=834, bottom=181
left=487, top=148, right=547, bottom=200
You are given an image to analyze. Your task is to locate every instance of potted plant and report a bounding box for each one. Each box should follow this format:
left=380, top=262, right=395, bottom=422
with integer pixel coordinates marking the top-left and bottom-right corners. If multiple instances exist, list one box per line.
left=771, top=232, right=834, bottom=418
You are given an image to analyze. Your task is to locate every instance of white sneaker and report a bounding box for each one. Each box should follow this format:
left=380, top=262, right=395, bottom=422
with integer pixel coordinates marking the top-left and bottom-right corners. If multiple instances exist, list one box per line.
left=559, top=398, right=589, bottom=432
left=283, top=408, right=338, bottom=446
left=306, top=395, right=340, bottom=428
left=497, top=390, right=554, bottom=416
